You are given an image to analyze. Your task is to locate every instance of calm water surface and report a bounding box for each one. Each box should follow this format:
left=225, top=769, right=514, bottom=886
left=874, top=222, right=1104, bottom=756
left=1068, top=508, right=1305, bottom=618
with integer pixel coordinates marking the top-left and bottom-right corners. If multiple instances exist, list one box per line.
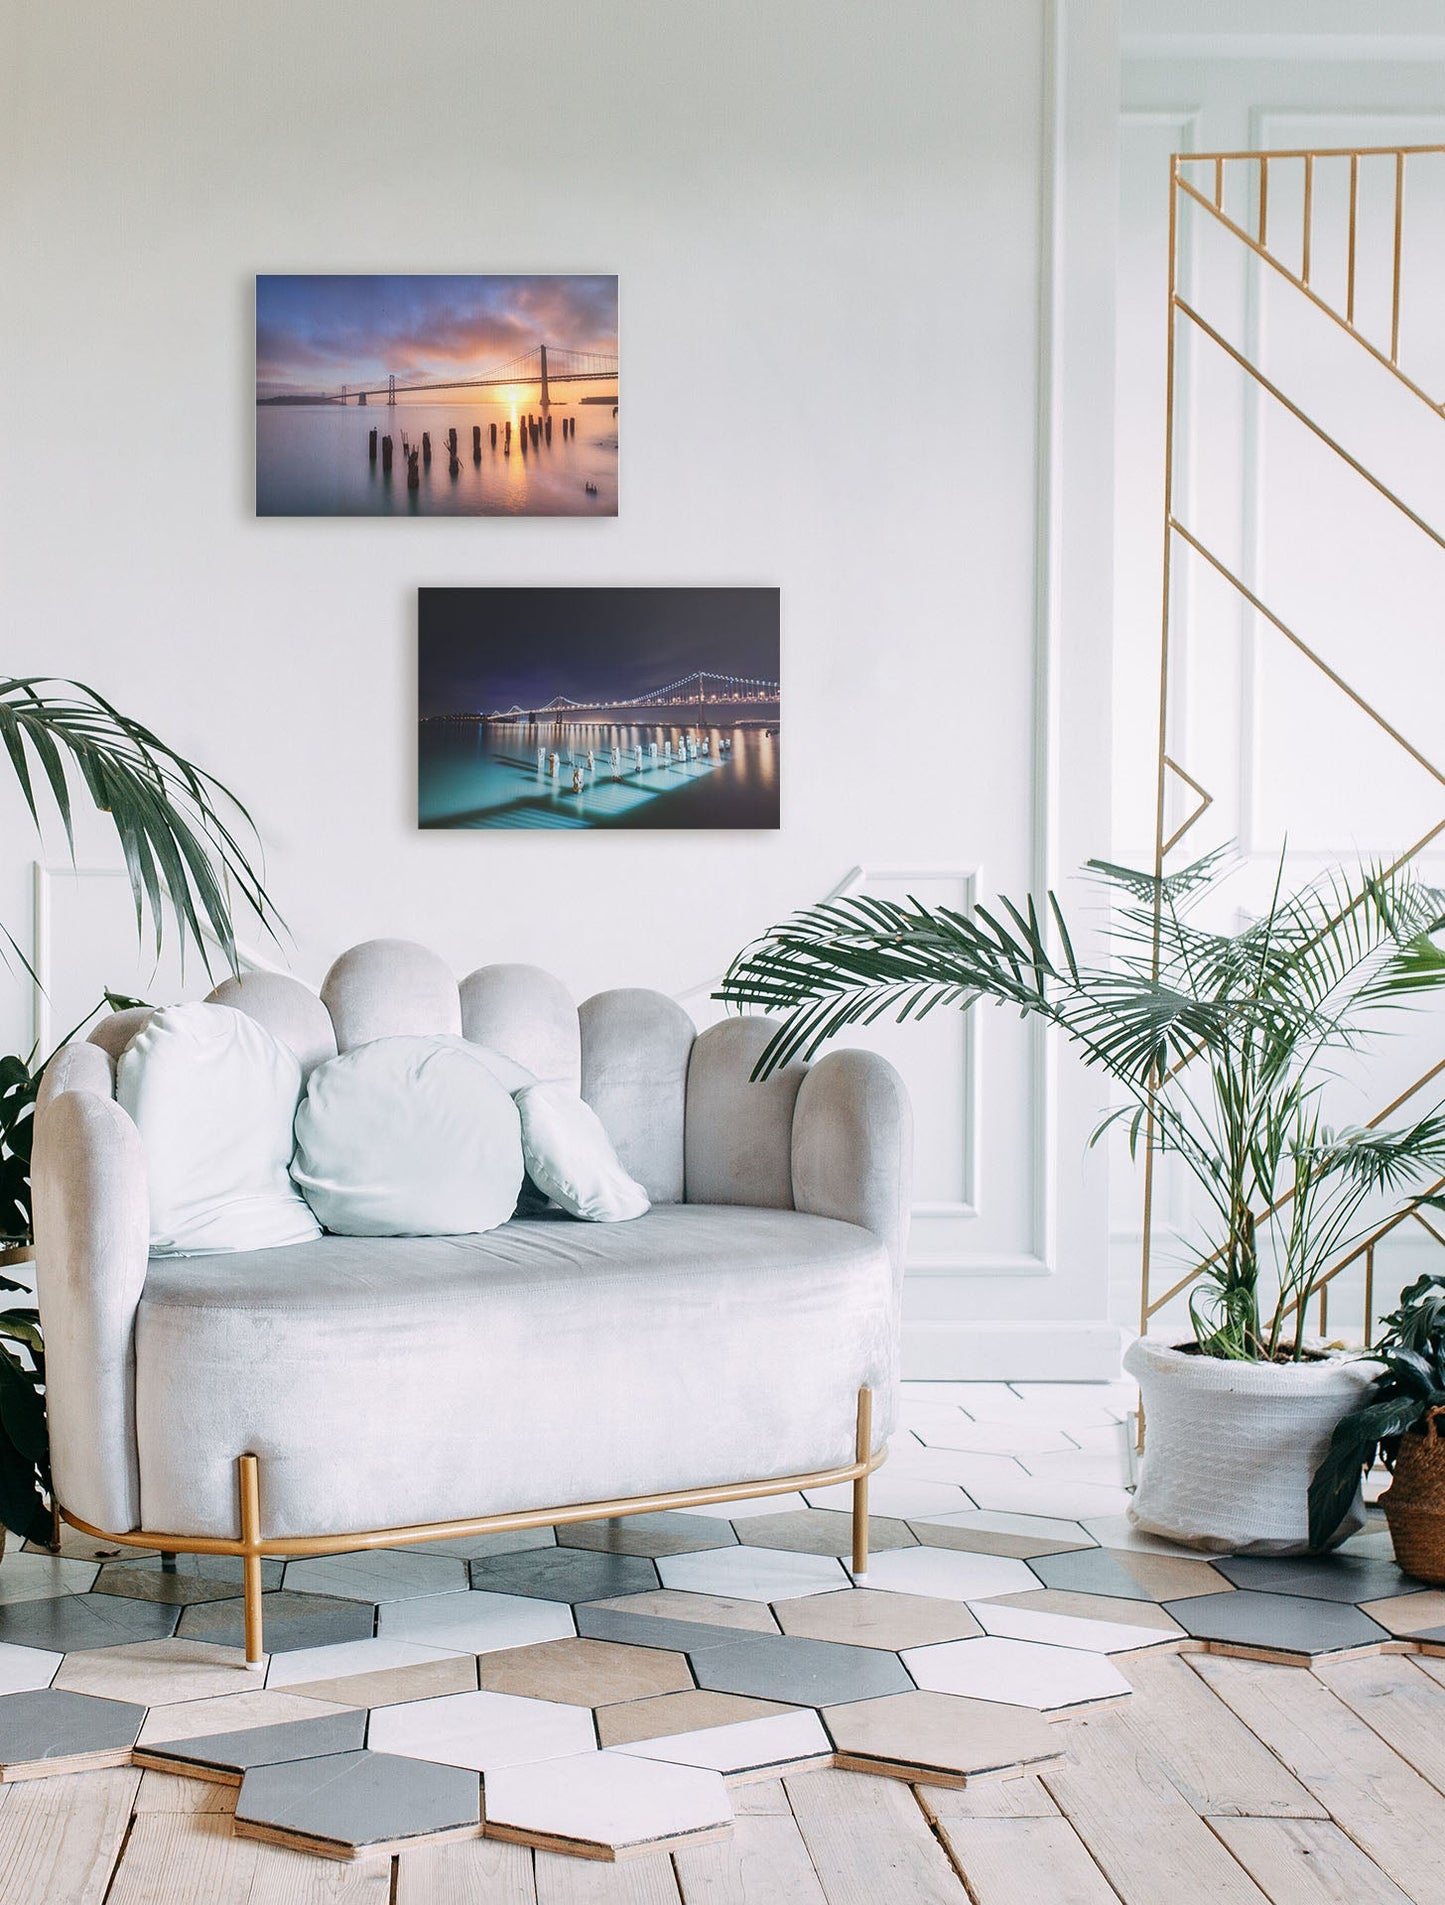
left=257, top=400, right=617, bottom=516
left=419, top=719, right=780, bottom=829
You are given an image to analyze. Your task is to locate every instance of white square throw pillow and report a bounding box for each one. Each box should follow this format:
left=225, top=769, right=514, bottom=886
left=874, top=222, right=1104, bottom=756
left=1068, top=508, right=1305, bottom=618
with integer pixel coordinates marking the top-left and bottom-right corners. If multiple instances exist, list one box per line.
left=292, top=1035, right=524, bottom=1236
left=116, top=1002, right=321, bottom=1256
left=516, top=1083, right=650, bottom=1222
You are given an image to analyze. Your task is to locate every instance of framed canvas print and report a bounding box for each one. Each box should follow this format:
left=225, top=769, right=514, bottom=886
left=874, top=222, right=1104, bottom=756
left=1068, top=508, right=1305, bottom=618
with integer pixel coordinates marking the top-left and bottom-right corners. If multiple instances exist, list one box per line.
left=255, top=274, right=617, bottom=516
left=418, top=587, right=780, bottom=830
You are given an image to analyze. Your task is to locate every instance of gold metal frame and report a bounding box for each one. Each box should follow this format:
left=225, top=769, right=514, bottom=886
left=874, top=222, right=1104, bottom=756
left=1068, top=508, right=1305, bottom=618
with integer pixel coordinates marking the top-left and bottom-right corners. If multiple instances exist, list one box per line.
left=1141, top=143, right=1445, bottom=1347
left=63, top=1387, right=883, bottom=1665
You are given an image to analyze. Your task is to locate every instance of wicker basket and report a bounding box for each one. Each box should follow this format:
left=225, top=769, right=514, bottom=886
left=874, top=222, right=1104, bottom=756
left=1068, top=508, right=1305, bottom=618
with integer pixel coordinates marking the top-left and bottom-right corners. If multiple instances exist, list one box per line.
left=1382, top=1407, right=1445, bottom=1587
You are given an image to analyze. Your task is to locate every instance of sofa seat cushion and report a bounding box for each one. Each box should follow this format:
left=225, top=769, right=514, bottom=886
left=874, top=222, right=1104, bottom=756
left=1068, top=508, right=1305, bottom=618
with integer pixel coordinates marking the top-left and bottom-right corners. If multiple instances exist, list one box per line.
left=133, top=1205, right=897, bottom=1540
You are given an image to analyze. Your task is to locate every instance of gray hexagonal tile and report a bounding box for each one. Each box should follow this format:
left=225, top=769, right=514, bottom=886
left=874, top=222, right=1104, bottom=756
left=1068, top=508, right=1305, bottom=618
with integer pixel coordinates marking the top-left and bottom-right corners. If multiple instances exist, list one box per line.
left=1163, top=1590, right=1391, bottom=1659
left=0, top=1593, right=180, bottom=1654
left=234, top=1748, right=481, bottom=1856
left=691, top=1632, right=913, bottom=1706
left=282, top=1551, right=469, bottom=1604
left=178, top=1591, right=374, bottom=1654
left=557, top=1513, right=738, bottom=1558
left=135, top=1709, right=368, bottom=1782
left=468, top=1548, right=659, bottom=1603
left=0, top=1687, right=146, bottom=1777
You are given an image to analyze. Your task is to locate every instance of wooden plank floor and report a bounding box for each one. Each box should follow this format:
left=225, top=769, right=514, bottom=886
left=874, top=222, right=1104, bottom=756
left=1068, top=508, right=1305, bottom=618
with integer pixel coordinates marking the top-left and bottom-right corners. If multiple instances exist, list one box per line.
left=21, top=1651, right=1445, bottom=1903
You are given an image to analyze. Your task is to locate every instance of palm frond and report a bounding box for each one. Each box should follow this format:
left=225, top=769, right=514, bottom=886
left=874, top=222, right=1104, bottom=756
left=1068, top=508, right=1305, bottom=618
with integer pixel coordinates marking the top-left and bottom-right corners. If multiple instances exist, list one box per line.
left=0, top=677, right=285, bottom=977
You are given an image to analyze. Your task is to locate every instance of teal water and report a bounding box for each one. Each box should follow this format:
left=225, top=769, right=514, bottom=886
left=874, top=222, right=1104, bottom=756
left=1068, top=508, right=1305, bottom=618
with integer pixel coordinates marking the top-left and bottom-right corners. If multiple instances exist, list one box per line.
left=419, top=719, right=779, bottom=830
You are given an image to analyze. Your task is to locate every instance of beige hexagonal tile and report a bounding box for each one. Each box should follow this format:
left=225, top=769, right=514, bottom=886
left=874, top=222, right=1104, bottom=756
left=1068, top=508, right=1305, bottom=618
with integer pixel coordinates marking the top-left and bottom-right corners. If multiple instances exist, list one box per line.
left=612, top=1708, right=832, bottom=1780
left=1358, top=1590, right=1445, bottom=1636
left=734, top=1509, right=917, bottom=1557
left=823, top=1689, right=1064, bottom=1786
left=483, top=1750, right=733, bottom=1859
left=597, top=1690, right=795, bottom=1748
left=136, top=1689, right=353, bottom=1746
left=474, top=1637, right=692, bottom=1707
left=776, top=1589, right=982, bottom=1651
left=53, top=1639, right=264, bottom=1705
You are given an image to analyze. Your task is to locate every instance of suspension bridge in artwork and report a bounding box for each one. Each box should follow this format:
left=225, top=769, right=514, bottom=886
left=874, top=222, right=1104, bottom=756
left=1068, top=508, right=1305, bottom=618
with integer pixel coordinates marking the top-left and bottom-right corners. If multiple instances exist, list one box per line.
left=475, top=670, right=779, bottom=723
left=337, top=343, right=617, bottom=407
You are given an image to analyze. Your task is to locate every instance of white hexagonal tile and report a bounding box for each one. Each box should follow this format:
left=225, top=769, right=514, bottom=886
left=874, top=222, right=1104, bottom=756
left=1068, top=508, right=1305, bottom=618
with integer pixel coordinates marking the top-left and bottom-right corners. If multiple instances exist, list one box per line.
left=265, top=1637, right=466, bottom=1690
left=656, top=1548, right=849, bottom=1604
left=802, top=1479, right=972, bottom=1520
left=367, top=1688, right=595, bottom=1771
left=611, top=1708, right=832, bottom=1777
left=903, top=1635, right=1130, bottom=1710
left=863, top=1547, right=1039, bottom=1603
left=0, top=1641, right=62, bottom=1693
left=1077, top=1516, right=1210, bottom=1558
left=282, top=1550, right=470, bottom=1603
left=955, top=1474, right=1133, bottom=1520
left=967, top=1601, right=1181, bottom=1654
left=914, top=1420, right=1080, bottom=1456
left=379, top=1589, right=574, bottom=1654
left=484, top=1749, right=732, bottom=1857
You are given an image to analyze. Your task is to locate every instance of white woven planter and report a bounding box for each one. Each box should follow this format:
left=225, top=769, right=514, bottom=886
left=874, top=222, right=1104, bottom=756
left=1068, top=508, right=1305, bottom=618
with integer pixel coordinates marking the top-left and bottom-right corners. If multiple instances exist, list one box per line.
left=1125, top=1335, right=1380, bottom=1555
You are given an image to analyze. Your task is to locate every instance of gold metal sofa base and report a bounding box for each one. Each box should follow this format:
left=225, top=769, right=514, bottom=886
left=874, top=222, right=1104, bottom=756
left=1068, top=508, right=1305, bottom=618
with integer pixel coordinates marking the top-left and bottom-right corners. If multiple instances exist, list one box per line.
left=63, top=1388, right=882, bottom=1665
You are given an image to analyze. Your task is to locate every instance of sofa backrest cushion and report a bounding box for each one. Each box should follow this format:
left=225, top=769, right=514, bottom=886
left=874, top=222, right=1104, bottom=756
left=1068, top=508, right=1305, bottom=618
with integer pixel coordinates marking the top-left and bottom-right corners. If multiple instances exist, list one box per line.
left=116, top=1003, right=321, bottom=1256
left=461, top=964, right=581, bottom=1091
left=321, top=940, right=462, bottom=1051
left=579, top=989, right=694, bottom=1204
left=516, top=1083, right=650, bottom=1223
left=292, top=1034, right=524, bottom=1236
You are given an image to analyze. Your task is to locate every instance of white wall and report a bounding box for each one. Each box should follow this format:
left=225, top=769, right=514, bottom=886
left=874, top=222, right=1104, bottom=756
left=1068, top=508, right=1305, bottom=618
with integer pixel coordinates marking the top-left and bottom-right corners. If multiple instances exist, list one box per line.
left=1113, top=6, right=1445, bottom=1333
left=0, top=1, right=1120, bottom=1377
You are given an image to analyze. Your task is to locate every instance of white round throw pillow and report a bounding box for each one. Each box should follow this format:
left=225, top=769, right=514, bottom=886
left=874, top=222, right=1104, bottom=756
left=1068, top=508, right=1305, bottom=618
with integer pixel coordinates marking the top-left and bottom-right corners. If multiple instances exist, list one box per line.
left=515, top=1082, right=650, bottom=1222
left=293, top=1035, right=524, bottom=1236
left=116, top=1002, right=321, bottom=1256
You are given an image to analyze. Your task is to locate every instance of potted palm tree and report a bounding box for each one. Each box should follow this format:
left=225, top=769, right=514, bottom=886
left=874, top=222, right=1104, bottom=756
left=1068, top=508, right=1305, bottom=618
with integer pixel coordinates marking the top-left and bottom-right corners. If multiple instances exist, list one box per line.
left=718, top=851, right=1445, bottom=1554
left=0, top=676, right=282, bottom=1547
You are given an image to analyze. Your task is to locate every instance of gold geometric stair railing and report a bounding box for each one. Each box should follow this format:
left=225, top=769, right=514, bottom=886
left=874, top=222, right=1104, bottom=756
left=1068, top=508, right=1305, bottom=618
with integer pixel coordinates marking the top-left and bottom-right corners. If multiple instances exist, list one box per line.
left=1141, top=143, right=1445, bottom=1349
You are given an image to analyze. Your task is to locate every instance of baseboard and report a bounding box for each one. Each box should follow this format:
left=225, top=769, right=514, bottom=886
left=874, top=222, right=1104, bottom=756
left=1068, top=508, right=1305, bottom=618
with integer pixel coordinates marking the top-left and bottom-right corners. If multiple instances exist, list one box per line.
left=902, top=1320, right=1126, bottom=1382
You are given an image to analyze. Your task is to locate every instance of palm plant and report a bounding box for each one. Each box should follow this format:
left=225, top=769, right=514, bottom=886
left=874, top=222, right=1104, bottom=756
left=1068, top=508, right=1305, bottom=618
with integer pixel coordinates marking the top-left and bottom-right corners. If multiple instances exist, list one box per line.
left=718, top=851, right=1445, bottom=1361
left=0, top=675, right=283, bottom=1540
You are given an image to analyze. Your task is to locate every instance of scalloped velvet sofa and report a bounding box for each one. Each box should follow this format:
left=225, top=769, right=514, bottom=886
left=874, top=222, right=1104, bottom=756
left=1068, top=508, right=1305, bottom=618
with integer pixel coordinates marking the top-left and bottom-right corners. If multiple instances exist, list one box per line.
left=31, top=939, right=912, bottom=1662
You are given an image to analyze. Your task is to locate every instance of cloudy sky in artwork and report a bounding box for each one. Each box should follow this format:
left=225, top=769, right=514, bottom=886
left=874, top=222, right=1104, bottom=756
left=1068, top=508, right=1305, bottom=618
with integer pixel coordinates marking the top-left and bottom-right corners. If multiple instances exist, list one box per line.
left=256, top=275, right=617, bottom=397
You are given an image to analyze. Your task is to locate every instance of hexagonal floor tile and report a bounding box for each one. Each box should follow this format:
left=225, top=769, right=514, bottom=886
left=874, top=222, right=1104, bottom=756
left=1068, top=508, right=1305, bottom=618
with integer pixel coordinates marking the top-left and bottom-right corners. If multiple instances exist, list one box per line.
left=692, top=1633, right=913, bottom=1707
left=483, top=1750, right=732, bottom=1860
left=968, top=1595, right=1182, bottom=1654
left=53, top=1638, right=260, bottom=1705
left=0, top=1554, right=100, bottom=1604
left=902, top=1636, right=1130, bottom=1711
left=1162, top=1591, right=1391, bottom=1659
left=0, top=1641, right=62, bottom=1695
left=93, top=1562, right=273, bottom=1608
left=368, top=1688, right=595, bottom=1770
left=1212, top=1554, right=1414, bottom=1605
left=775, top=1588, right=982, bottom=1651
left=0, top=1686, right=146, bottom=1777
left=0, top=1592, right=180, bottom=1654
left=597, top=1690, right=794, bottom=1748
left=473, top=1637, right=692, bottom=1707
left=578, top=1606, right=787, bottom=1658
left=862, top=1547, right=1039, bottom=1603
left=178, top=1591, right=375, bottom=1654
left=135, top=1708, right=368, bottom=1782
left=378, top=1590, right=574, bottom=1656
left=265, top=1636, right=466, bottom=1689
left=279, top=1655, right=479, bottom=1711
left=235, top=1748, right=482, bottom=1858
left=1021, top=1545, right=1221, bottom=1602
left=950, top=1476, right=1134, bottom=1521
left=803, top=1479, right=972, bottom=1521
left=1358, top=1590, right=1445, bottom=1636
left=905, top=1510, right=1095, bottom=1560
left=282, top=1551, right=469, bottom=1604
left=468, top=1549, right=659, bottom=1604
left=408, top=1529, right=556, bottom=1559
left=680, top=1493, right=809, bottom=1521
left=656, top=1547, right=850, bottom=1604
left=136, top=1689, right=352, bottom=1747
left=96, top=1553, right=285, bottom=1596
left=557, top=1514, right=738, bottom=1558
left=913, top=1419, right=1080, bottom=1456
left=587, top=1590, right=779, bottom=1635
left=731, top=1510, right=917, bottom=1558
left=823, top=1689, right=1063, bottom=1786
left=612, top=1707, right=832, bottom=1778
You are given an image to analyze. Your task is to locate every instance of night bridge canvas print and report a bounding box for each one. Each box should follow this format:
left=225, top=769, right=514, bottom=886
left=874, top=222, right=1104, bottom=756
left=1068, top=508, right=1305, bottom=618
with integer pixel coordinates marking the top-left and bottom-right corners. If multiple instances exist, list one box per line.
left=418, top=587, right=780, bottom=830
left=256, top=275, right=618, bottom=516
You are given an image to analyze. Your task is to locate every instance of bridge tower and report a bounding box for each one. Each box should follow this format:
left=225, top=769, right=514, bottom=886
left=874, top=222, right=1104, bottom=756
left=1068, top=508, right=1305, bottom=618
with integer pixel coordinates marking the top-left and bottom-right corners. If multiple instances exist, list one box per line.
left=388, top=373, right=396, bottom=406
left=358, top=391, right=367, bottom=405
left=537, top=344, right=551, bottom=412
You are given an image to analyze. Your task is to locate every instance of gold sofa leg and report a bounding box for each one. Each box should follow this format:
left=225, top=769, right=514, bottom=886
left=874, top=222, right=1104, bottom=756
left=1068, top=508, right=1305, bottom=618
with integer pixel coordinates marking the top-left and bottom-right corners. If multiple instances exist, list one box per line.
left=238, top=1454, right=265, bottom=1666
left=852, top=1387, right=872, bottom=1583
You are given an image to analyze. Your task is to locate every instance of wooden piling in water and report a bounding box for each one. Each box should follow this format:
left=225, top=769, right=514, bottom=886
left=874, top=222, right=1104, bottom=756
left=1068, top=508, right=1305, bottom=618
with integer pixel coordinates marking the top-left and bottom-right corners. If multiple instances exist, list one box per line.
left=545, top=415, right=552, bottom=443
left=490, top=421, right=498, bottom=447
left=368, top=427, right=377, bottom=461
left=407, top=449, right=420, bottom=490
left=422, top=432, right=431, bottom=464
left=381, top=435, right=393, bottom=472
left=447, top=428, right=458, bottom=456
left=473, top=425, right=482, bottom=459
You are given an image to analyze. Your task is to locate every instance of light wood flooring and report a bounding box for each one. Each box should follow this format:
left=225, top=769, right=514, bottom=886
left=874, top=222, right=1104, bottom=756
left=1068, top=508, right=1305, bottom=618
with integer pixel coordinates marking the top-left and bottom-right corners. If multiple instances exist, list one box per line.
left=16, top=1642, right=1445, bottom=1904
